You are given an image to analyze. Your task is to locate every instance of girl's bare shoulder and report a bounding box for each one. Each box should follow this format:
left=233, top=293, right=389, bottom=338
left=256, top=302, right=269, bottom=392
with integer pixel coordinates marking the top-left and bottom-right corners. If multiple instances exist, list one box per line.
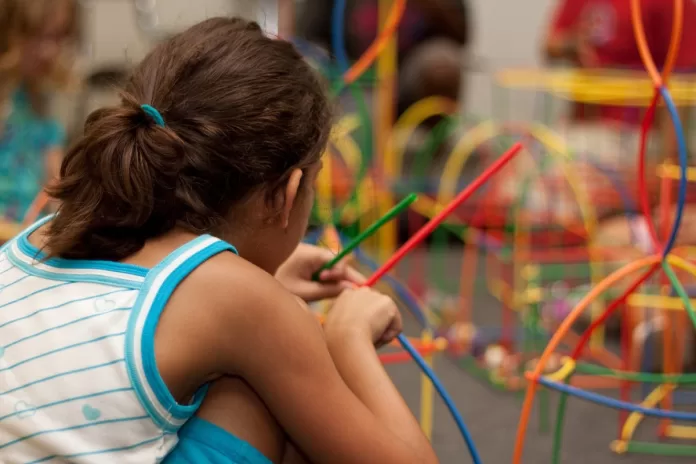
left=161, top=250, right=303, bottom=345
left=155, top=249, right=308, bottom=382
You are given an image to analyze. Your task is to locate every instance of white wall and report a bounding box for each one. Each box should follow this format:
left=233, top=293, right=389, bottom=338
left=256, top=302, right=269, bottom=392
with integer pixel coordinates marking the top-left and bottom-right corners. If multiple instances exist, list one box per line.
left=465, top=0, right=559, bottom=120
left=80, top=0, right=256, bottom=68
left=59, top=0, right=263, bottom=127
left=65, top=0, right=558, bottom=126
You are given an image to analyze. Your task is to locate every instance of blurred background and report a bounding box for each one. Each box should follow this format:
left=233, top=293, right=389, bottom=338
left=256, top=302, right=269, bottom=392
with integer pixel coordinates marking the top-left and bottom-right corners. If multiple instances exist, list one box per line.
left=6, top=1, right=696, bottom=463
left=60, top=0, right=557, bottom=127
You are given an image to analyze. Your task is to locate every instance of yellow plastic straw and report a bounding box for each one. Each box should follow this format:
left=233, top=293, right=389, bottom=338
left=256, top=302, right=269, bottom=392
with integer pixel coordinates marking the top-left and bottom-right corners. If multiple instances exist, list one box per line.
left=420, top=328, right=435, bottom=440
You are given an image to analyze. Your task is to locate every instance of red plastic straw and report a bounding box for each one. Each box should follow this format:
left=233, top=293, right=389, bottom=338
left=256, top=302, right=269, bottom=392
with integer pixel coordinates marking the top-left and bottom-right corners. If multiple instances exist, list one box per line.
left=379, top=344, right=442, bottom=364
left=364, top=142, right=523, bottom=287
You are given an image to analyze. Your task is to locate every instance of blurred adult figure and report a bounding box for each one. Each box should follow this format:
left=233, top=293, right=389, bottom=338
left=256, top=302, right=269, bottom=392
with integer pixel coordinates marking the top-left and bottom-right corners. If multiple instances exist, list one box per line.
left=296, top=0, right=471, bottom=118
left=542, top=0, right=696, bottom=164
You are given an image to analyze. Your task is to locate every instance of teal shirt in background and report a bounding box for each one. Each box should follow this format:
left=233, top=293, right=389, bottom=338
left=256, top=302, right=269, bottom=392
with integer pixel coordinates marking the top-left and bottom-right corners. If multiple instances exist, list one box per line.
left=0, top=89, right=65, bottom=222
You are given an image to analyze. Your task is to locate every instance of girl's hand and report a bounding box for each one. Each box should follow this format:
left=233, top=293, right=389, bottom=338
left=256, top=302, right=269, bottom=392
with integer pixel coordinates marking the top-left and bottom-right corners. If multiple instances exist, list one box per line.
left=275, top=243, right=365, bottom=302
left=324, top=287, right=403, bottom=348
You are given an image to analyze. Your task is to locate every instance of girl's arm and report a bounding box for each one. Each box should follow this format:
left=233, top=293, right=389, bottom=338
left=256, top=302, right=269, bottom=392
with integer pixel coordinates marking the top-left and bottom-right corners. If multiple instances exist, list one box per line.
left=45, top=147, right=63, bottom=185
left=42, top=121, right=67, bottom=213
left=43, top=147, right=63, bottom=213
left=203, top=256, right=437, bottom=464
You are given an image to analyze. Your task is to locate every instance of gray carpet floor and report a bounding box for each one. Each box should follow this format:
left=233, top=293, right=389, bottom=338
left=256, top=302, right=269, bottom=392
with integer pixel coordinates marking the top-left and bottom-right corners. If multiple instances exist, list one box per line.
left=386, top=323, right=696, bottom=463
left=377, top=248, right=696, bottom=463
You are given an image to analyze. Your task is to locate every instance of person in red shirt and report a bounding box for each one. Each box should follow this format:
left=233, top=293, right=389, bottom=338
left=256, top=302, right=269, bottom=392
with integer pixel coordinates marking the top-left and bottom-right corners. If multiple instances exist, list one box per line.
left=544, top=0, right=696, bottom=126
left=542, top=0, right=696, bottom=363
left=543, top=0, right=696, bottom=165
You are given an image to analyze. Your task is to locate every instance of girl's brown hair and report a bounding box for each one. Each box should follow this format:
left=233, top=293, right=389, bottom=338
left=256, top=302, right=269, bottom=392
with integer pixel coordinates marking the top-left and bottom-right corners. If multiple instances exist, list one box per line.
left=45, top=17, right=332, bottom=261
left=0, top=0, right=81, bottom=114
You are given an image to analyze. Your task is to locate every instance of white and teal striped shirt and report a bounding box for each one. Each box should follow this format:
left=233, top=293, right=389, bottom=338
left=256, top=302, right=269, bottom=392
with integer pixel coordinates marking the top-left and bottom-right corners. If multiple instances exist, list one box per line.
left=0, top=216, right=237, bottom=463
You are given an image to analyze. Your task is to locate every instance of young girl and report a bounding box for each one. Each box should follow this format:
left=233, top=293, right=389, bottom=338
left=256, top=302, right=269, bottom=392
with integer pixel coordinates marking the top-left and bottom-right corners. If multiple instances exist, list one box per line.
left=0, top=16, right=438, bottom=464
left=0, top=0, right=79, bottom=224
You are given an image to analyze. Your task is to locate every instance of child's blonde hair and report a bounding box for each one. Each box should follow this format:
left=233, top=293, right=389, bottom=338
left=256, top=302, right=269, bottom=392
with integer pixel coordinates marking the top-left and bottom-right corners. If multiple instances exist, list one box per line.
left=0, top=0, right=81, bottom=114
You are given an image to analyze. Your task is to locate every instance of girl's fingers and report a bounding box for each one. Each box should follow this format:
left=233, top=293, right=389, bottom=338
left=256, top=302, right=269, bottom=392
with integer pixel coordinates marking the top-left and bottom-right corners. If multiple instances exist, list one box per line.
left=345, top=266, right=366, bottom=284
left=319, top=266, right=344, bottom=281
left=306, top=282, right=345, bottom=301
left=320, top=263, right=365, bottom=284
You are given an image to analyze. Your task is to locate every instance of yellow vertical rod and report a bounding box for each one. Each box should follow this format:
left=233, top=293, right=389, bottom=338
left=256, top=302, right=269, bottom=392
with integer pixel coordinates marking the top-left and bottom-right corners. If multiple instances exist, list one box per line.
left=321, top=224, right=342, bottom=315
left=420, top=328, right=434, bottom=440
left=374, top=0, right=398, bottom=261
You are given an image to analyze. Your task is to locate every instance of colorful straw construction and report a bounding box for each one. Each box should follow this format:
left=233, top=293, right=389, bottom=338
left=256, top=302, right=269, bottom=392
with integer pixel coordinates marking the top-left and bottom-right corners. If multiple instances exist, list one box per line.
left=364, top=143, right=523, bottom=287
left=513, top=0, right=696, bottom=462
left=316, top=142, right=522, bottom=464
left=301, top=0, right=696, bottom=461
left=2, top=2, right=695, bottom=462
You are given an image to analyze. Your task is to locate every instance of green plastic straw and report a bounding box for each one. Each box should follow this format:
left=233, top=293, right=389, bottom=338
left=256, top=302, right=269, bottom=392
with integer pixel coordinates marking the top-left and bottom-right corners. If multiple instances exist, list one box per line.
left=551, top=376, right=572, bottom=464
left=549, top=262, right=696, bottom=464
left=574, top=362, right=696, bottom=383
left=663, top=260, right=696, bottom=329
left=313, top=193, right=418, bottom=280
left=625, top=440, right=696, bottom=456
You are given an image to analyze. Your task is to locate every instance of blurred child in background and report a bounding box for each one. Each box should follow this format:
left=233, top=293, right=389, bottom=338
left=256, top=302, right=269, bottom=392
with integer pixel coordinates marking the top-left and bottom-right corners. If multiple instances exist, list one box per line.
left=297, top=0, right=471, bottom=120
left=297, top=0, right=472, bottom=192
left=0, top=0, right=81, bottom=223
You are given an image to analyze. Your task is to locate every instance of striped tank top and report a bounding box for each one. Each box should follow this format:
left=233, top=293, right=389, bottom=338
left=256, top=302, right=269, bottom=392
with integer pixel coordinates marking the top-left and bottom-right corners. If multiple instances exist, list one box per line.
left=0, top=216, right=237, bottom=463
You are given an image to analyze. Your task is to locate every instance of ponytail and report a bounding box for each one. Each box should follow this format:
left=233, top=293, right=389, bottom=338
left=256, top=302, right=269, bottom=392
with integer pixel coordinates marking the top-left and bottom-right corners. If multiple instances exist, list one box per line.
left=44, top=17, right=332, bottom=260
left=46, top=93, right=185, bottom=260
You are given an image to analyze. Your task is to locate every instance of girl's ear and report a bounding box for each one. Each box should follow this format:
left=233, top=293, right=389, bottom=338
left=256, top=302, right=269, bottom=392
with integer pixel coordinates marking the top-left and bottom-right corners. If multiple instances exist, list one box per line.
left=281, top=168, right=303, bottom=229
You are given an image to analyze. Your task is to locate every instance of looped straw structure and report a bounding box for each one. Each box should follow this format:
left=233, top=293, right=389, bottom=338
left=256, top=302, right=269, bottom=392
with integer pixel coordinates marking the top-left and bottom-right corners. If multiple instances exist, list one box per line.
left=513, top=0, right=696, bottom=461
left=298, top=0, right=696, bottom=461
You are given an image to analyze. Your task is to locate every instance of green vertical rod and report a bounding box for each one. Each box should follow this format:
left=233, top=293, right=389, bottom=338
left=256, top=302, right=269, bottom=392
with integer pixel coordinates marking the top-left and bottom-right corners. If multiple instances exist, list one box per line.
left=527, top=266, right=549, bottom=433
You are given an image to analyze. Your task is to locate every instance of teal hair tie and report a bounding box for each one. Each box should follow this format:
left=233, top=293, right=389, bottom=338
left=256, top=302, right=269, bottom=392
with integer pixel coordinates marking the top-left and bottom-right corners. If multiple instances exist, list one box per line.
left=140, top=104, right=166, bottom=127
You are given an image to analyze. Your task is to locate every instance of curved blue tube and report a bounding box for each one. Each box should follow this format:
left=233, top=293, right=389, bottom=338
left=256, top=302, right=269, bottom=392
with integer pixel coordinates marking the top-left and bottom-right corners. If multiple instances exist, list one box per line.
left=328, top=0, right=374, bottom=224
left=658, top=86, right=688, bottom=256
left=310, top=229, right=480, bottom=461
left=353, top=244, right=482, bottom=461
left=397, top=333, right=483, bottom=464
left=331, top=0, right=350, bottom=76
left=328, top=3, right=480, bottom=459
left=538, top=376, right=696, bottom=420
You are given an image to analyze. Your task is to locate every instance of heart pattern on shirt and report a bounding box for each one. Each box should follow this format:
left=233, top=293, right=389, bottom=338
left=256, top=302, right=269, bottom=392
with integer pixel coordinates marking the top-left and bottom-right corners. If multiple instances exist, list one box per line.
left=15, top=401, right=36, bottom=419
left=82, top=404, right=101, bottom=421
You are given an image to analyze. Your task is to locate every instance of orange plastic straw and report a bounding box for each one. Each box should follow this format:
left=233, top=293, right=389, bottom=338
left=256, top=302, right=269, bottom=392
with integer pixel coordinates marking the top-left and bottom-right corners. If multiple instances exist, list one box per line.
left=277, top=0, right=295, bottom=38
left=631, top=0, right=683, bottom=87
left=342, top=0, right=406, bottom=85
left=514, top=1, right=685, bottom=461
left=513, top=255, right=662, bottom=463
left=379, top=344, right=442, bottom=364
left=631, top=0, right=662, bottom=86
